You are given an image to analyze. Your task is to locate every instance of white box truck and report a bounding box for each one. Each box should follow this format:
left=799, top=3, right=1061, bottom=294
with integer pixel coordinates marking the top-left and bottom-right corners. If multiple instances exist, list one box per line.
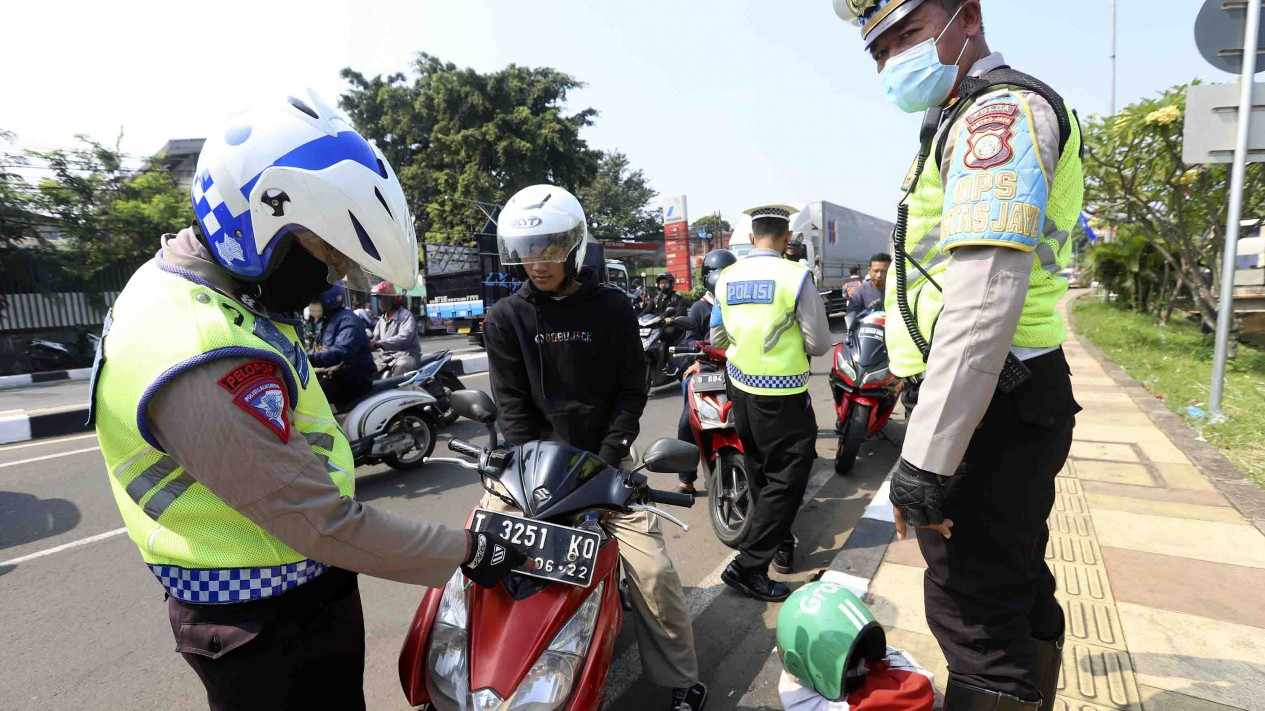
left=728, top=201, right=893, bottom=313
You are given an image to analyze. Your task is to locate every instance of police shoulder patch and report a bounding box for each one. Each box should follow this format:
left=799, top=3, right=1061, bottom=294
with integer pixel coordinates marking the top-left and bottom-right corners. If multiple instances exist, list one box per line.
left=217, top=359, right=280, bottom=394
left=963, top=100, right=1020, bottom=171
left=231, top=376, right=291, bottom=443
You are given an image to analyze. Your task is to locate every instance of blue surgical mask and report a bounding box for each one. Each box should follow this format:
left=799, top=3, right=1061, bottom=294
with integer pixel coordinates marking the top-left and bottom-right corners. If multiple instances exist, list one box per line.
left=880, top=6, right=969, bottom=113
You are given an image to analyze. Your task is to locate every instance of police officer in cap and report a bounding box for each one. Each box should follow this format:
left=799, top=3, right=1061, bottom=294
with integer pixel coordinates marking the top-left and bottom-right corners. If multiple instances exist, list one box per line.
left=712, top=204, right=831, bottom=602
left=832, top=1, right=1084, bottom=708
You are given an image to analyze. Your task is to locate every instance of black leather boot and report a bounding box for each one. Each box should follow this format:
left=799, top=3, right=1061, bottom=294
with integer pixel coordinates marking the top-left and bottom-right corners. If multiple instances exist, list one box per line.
left=944, top=679, right=1041, bottom=710
left=1032, top=635, right=1064, bottom=711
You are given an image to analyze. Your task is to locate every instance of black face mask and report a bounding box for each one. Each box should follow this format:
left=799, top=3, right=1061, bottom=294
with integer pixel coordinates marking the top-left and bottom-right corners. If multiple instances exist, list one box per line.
left=257, top=242, right=333, bottom=314
left=659, top=284, right=673, bottom=294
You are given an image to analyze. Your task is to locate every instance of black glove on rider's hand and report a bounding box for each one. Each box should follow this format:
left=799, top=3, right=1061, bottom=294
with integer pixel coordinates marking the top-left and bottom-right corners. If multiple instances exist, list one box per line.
left=889, top=459, right=949, bottom=528
left=462, top=531, right=529, bottom=588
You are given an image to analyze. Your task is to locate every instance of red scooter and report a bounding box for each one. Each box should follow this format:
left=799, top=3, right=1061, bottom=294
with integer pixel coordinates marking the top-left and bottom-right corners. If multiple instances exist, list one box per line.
left=829, top=310, right=902, bottom=475
left=672, top=343, right=750, bottom=548
left=398, top=390, right=698, bottom=711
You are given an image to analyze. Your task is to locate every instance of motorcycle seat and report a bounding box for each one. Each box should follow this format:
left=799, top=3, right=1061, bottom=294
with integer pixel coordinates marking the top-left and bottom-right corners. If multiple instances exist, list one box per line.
left=367, top=374, right=414, bottom=395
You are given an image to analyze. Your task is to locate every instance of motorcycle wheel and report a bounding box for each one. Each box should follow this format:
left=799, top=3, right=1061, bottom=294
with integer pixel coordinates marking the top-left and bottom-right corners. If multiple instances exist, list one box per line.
left=438, top=371, right=465, bottom=425
left=384, top=411, right=437, bottom=471
left=708, top=449, right=753, bottom=548
left=834, top=403, right=871, bottom=476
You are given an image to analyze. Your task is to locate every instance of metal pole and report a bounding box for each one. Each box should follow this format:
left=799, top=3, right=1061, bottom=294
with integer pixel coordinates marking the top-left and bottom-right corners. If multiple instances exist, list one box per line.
left=1109, top=0, right=1117, bottom=114
left=1210, top=0, right=1261, bottom=420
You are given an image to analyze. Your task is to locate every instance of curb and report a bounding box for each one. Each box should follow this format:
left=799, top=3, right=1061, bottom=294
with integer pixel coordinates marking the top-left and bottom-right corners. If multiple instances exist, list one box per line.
left=0, top=407, right=92, bottom=446
left=820, top=478, right=897, bottom=596
left=0, top=353, right=490, bottom=446
left=0, top=367, right=92, bottom=391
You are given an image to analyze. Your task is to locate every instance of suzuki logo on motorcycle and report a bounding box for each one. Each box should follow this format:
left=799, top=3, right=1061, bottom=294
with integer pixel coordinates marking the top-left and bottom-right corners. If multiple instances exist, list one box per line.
left=533, top=487, right=551, bottom=504
left=511, top=217, right=542, bottom=228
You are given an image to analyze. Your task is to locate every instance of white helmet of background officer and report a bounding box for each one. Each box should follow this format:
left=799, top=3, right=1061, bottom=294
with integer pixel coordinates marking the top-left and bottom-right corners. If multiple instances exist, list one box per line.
left=192, top=89, right=418, bottom=299
left=496, top=184, right=589, bottom=287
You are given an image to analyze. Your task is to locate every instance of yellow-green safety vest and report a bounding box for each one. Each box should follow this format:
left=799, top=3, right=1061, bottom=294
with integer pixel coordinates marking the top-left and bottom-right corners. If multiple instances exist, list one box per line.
left=92, top=259, right=354, bottom=604
left=715, top=255, right=812, bottom=396
left=886, top=87, right=1085, bottom=378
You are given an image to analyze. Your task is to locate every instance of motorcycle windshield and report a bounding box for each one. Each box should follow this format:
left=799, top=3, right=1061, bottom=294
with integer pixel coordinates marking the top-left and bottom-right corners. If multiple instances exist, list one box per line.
left=500, top=441, right=631, bottom=523
left=851, top=314, right=889, bottom=370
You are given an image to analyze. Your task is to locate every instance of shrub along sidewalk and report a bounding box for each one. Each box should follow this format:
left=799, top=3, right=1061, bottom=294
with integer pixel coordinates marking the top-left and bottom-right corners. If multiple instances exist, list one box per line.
left=1072, top=298, right=1265, bottom=487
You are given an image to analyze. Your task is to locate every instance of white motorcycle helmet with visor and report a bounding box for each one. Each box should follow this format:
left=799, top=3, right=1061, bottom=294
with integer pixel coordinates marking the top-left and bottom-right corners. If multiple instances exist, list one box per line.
left=191, top=89, right=418, bottom=294
left=496, top=185, right=589, bottom=281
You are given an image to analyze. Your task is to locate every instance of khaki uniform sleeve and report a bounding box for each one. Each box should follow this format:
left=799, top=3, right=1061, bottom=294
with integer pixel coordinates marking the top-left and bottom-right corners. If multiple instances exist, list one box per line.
left=148, top=357, right=469, bottom=587
left=795, top=275, right=832, bottom=357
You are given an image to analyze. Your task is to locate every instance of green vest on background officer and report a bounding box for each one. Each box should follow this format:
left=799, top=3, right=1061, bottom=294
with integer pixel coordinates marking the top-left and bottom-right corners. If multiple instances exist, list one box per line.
left=832, top=1, right=1084, bottom=709
left=711, top=204, right=831, bottom=604
left=90, top=91, right=527, bottom=710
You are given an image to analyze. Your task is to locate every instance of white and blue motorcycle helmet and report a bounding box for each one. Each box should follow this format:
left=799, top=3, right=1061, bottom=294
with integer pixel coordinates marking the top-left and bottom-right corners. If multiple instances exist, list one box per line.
left=191, top=89, right=418, bottom=290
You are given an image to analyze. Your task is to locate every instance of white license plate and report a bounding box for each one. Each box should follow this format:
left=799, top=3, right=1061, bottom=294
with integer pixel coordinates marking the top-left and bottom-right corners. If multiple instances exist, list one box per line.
left=639, top=327, right=652, bottom=337
left=469, top=509, right=600, bottom=588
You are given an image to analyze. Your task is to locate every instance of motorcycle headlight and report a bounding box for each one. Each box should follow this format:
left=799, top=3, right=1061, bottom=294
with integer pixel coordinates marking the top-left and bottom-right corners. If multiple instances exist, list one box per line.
left=692, top=392, right=725, bottom=430
left=835, top=349, right=856, bottom=381
left=502, top=581, right=604, bottom=711
left=861, top=367, right=891, bottom=387
left=427, top=571, right=470, bottom=711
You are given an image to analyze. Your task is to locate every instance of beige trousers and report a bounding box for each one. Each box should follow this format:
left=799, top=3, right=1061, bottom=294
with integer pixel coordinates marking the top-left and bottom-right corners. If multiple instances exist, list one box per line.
left=477, top=486, right=700, bottom=688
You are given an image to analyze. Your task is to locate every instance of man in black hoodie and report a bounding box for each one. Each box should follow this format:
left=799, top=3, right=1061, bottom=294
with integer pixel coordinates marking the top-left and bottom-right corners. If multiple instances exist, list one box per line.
left=482, top=185, right=707, bottom=711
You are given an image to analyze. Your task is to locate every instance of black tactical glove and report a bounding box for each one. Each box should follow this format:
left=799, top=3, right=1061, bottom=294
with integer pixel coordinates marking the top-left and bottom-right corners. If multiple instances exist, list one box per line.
left=889, top=459, right=949, bottom=528
left=462, top=531, right=530, bottom=588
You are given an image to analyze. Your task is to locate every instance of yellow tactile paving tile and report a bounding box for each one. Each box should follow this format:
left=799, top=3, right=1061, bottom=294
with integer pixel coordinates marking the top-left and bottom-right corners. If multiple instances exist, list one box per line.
left=1058, top=641, right=1143, bottom=710
left=1090, top=509, right=1265, bottom=569
left=1051, top=561, right=1116, bottom=603
left=1085, top=493, right=1247, bottom=524
left=1051, top=511, right=1095, bottom=538
left=1062, top=597, right=1127, bottom=651
left=1055, top=492, right=1093, bottom=517
left=1071, top=441, right=1141, bottom=463
left=1046, top=530, right=1104, bottom=567
left=1116, top=603, right=1265, bottom=711
left=1055, top=700, right=1119, bottom=711
left=1056, top=477, right=1084, bottom=495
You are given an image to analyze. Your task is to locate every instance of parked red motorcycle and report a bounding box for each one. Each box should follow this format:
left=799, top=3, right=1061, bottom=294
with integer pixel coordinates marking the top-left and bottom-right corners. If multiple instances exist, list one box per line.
left=829, top=310, right=901, bottom=475
left=672, top=343, right=750, bottom=548
left=398, top=390, right=698, bottom=711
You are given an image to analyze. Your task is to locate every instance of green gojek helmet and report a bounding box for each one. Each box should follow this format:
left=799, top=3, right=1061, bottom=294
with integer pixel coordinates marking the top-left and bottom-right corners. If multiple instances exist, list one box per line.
left=777, top=581, right=888, bottom=701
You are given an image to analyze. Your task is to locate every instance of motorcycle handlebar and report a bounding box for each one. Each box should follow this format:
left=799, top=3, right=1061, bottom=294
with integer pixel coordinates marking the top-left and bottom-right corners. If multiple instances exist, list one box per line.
left=448, top=439, right=483, bottom=458
left=645, top=488, right=695, bottom=508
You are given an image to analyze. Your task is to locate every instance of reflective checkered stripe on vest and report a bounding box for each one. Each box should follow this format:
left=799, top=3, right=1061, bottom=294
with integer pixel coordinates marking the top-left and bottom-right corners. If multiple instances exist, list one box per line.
left=716, top=256, right=812, bottom=396
left=885, top=89, right=1085, bottom=378
left=93, top=261, right=354, bottom=604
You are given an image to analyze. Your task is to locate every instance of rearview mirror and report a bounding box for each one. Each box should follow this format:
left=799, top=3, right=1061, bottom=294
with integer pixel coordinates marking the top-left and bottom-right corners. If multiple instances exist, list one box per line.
left=450, top=389, right=498, bottom=425
left=641, top=439, right=700, bottom=474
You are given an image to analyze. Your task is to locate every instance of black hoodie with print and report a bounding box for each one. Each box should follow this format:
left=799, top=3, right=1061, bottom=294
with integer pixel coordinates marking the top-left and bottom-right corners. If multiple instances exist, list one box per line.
left=483, top=267, right=648, bottom=466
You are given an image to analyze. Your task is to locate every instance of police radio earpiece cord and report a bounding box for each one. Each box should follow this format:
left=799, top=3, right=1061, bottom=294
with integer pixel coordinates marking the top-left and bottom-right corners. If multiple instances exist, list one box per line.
left=892, top=105, right=949, bottom=363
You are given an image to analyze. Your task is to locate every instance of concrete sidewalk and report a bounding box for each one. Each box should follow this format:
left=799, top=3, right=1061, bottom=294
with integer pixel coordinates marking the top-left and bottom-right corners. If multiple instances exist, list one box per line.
left=861, top=297, right=1265, bottom=710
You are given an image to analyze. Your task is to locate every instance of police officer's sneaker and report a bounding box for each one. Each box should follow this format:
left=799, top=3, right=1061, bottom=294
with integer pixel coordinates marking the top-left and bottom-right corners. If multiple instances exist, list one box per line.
left=671, top=682, right=708, bottom=711
left=721, top=560, right=791, bottom=602
left=772, top=545, right=794, bottom=575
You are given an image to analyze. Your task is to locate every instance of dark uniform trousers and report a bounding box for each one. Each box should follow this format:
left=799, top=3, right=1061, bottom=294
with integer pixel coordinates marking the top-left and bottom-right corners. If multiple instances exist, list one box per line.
left=915, top=349, right=1080, bottom=699
left=730, top=386, right=818, bottom=571
left=168, top=567, right=367, bottom=710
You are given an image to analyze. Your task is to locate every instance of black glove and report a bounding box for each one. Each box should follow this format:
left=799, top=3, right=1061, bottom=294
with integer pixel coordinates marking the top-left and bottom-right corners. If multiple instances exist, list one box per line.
left=889, top=459, right=949, bottom=528
left=461, top=531, right=529, bottom=588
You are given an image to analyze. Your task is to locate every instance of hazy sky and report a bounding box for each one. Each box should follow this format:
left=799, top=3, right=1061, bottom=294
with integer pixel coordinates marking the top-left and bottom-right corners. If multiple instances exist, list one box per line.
left=2, top=1, right=1219, bottom=224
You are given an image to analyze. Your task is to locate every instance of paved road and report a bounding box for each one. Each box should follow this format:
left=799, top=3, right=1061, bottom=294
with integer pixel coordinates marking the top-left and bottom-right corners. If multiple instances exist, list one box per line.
left=0, top=318, right=902, bottom=711
left=0, top=333, right=475, bottom=415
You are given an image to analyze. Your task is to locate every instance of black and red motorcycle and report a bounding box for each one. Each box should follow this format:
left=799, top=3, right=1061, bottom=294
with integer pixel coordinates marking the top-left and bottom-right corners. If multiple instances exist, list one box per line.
left=829, top=309, right=902, bottom=474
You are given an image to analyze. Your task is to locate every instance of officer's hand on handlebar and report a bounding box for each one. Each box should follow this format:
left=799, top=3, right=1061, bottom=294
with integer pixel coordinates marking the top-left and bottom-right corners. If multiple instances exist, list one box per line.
left=889, top=459, right=954, bottom=540
left=462, top=531, right=536, bottom=587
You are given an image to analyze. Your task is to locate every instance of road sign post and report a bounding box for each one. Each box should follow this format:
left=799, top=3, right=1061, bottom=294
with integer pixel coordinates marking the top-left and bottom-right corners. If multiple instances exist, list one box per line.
left=1193, top=0, right=1264, bottom=420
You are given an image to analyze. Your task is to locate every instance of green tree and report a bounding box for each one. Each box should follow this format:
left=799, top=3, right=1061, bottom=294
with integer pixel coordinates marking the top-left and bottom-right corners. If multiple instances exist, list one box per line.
left=1082, top=82, right=1265, bottom=331
left=340, top=54, right=601, bottom=244
left=690, top=214, right=731, bottom=246
left=28, top=135, right=191, bottom=278
left=575, top=151, right=661, bottom=240
left=0, top=130, right=42, bottom=260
